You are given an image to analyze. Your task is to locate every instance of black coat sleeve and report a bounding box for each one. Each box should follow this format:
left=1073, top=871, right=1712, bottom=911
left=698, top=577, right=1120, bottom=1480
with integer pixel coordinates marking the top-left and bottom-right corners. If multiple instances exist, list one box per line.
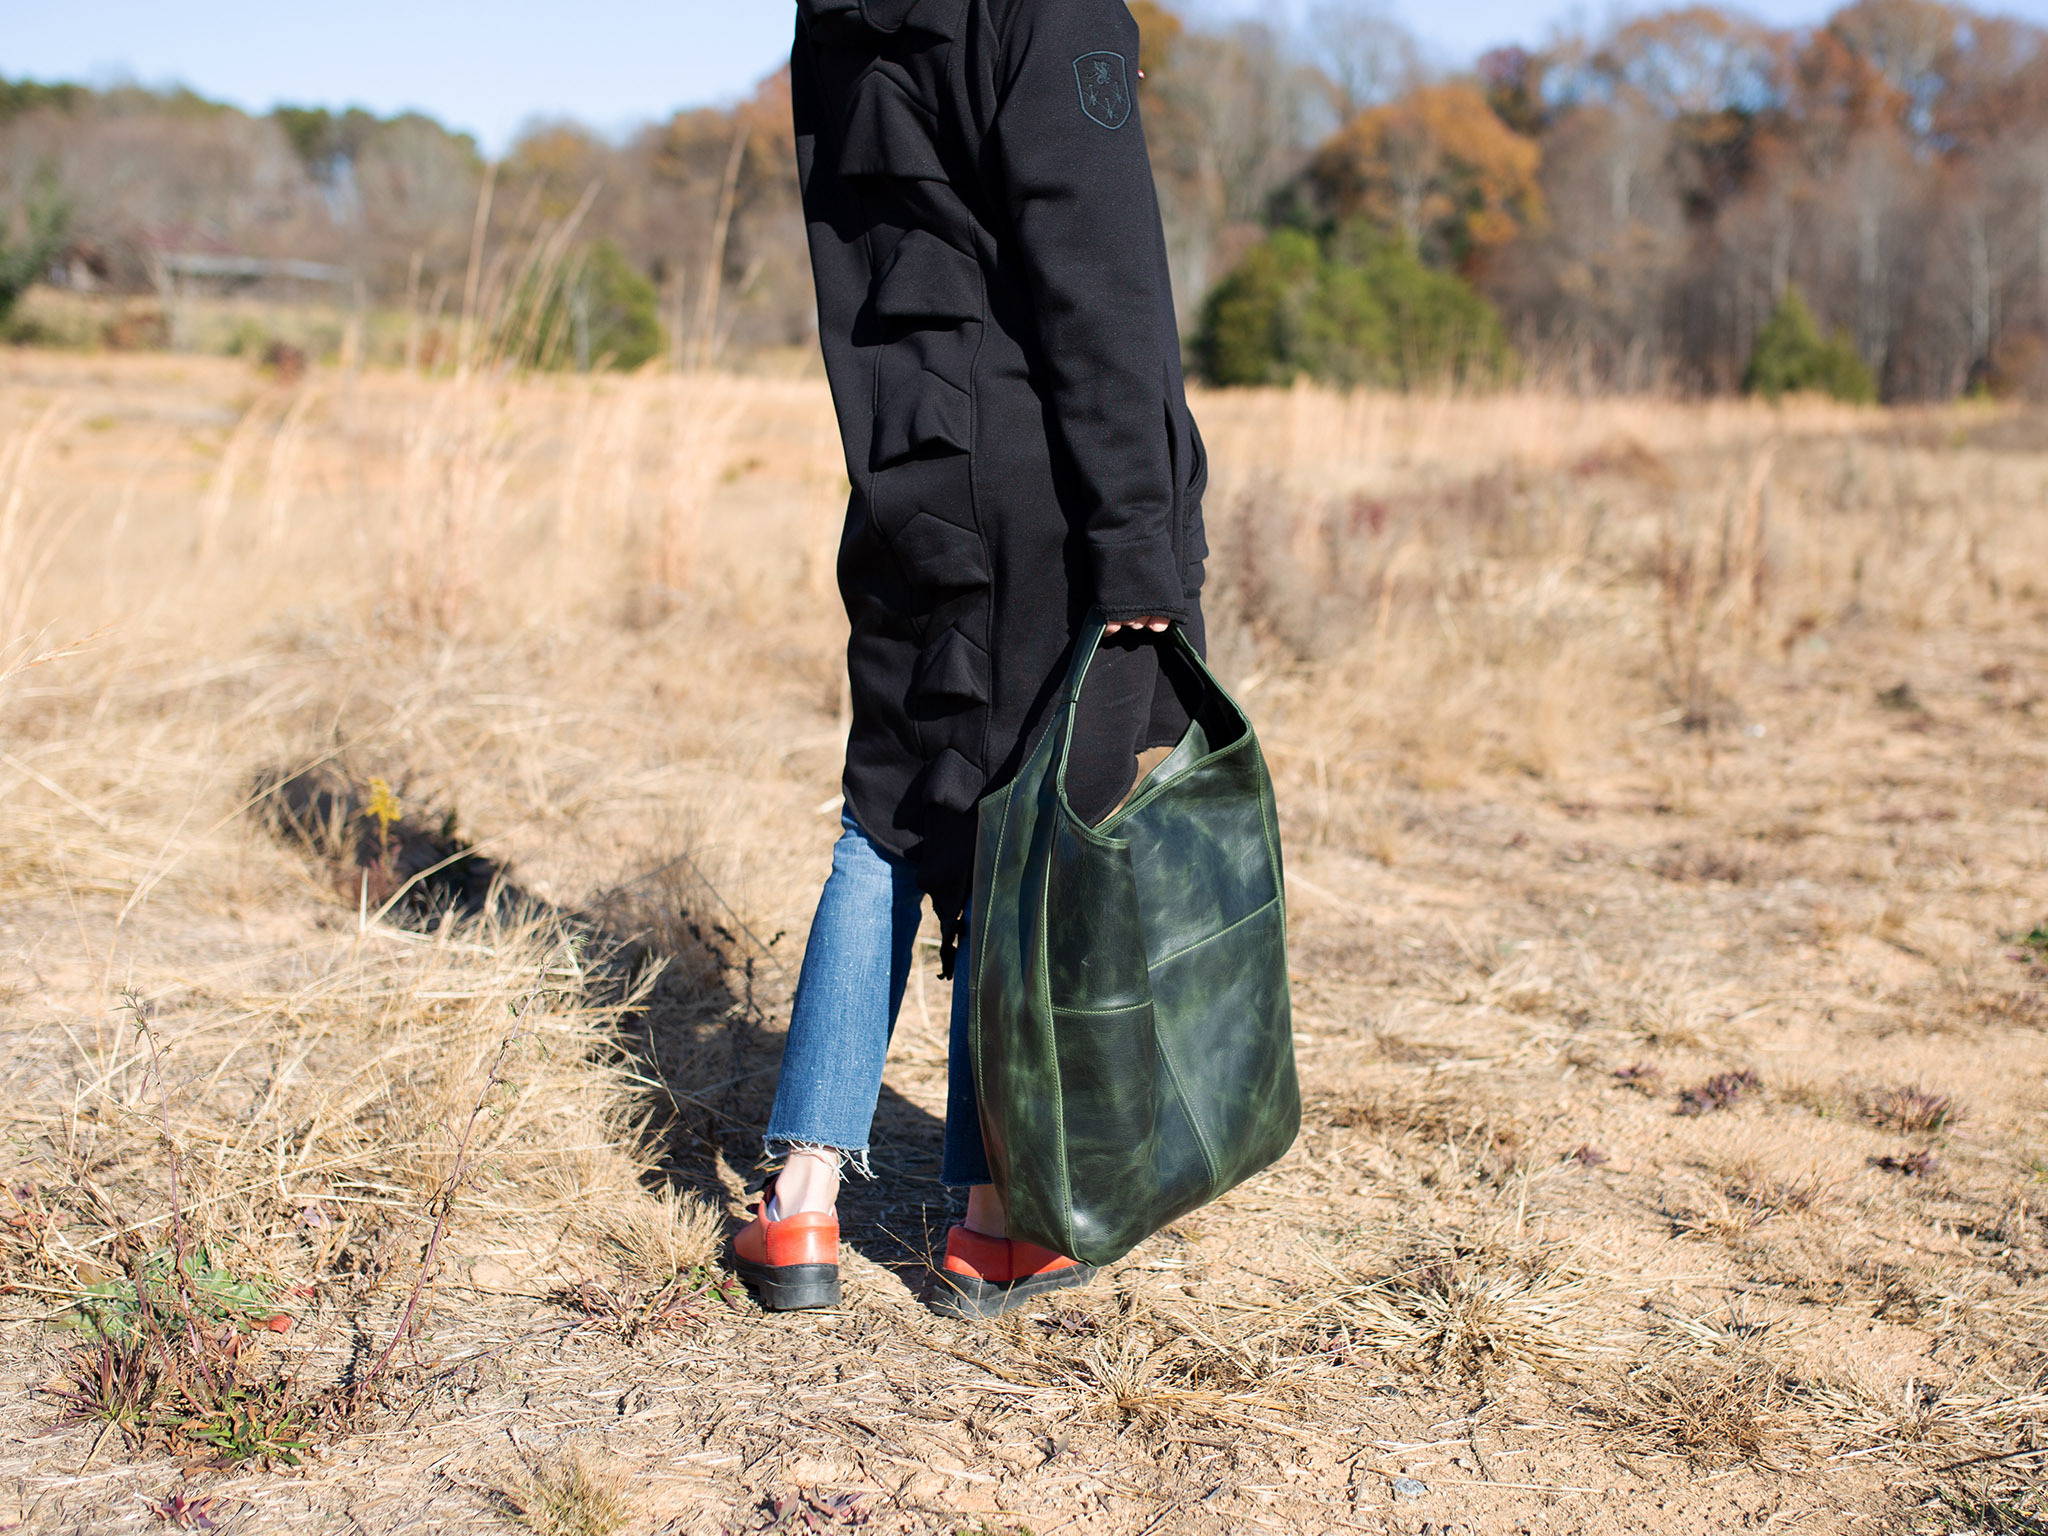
left=986, top=0, right=1190, bottom=623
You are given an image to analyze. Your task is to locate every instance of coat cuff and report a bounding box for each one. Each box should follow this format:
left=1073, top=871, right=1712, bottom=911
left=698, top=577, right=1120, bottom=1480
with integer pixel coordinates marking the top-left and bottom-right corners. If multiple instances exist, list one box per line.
left=1089, top=527, right=1190, bottom=624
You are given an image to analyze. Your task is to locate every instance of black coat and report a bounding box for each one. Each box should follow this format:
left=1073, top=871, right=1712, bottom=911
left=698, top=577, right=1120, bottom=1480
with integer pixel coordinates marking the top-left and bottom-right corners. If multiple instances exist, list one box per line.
left=792, top=0, right=1209, bottom=972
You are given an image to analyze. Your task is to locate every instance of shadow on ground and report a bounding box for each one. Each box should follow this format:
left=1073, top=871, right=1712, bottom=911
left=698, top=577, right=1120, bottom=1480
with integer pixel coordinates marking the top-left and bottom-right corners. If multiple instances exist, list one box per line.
left=248, top=763, right=955, bottom=1297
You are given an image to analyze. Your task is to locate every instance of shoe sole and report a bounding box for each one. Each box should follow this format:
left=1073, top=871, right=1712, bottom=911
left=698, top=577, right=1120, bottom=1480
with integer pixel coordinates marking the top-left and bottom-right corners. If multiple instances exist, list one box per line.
left=730, top=1256, right=841, bottom=1311
left=928, top=1263, right=1098, bottom=1320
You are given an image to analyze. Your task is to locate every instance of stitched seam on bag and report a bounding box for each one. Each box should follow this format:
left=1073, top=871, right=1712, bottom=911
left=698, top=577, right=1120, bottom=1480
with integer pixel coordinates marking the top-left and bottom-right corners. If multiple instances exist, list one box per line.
left=1049, top=1000, right=1150, bottom=1017
left=1251, top=737, right=1285, bottom=909
left=1042, top=822, right=1074, bottom=1244
left=1145, top=893, right=1281, bottom=974
left=1096, top=729, right=1252, bottom=833
left=1055, top=790, right=1129, bottom=849
left=1147, top=886, right=1275, bottom=1186
left=1153, top=1028, right=1221, bottom=1189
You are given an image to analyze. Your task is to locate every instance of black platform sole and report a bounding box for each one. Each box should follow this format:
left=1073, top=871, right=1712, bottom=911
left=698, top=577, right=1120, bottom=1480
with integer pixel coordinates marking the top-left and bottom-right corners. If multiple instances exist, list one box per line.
left=929, top=1262, right=1098, bottom=1320
left=731, top=1256, right=841, bottom=1311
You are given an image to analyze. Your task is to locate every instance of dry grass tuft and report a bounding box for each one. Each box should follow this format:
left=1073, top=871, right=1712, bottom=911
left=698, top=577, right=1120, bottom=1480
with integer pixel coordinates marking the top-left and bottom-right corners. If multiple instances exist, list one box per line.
left=1925, top=1483, right=2048, bottom=1536
left=9, top=918, right=656, bottom=1294
left=580, top=1183, right=727, bottom=1281
left=1326, top=1232, right=1605, bottom=1379
left=1718, top=1160, right=1840, bottom=1219
left=1824, top=1374, right=2048, bottom=1463
left=1610, top=970, right=1737, bottom=1050
left=1668, top=1187, right=1773, bottom=1243
left=1583, top=1343, right=1819, bottom=1470
left=498, top=1445, right=633, bottom=1536
left=1651, top=842, right=1768, bottom=884
left=1863, top=1084, right=1964, bottom=1133
left=1667, top=1161, right=1840, bottom=1244
left=1314, top=1082, right=1530, bottom=1183
left=549, top=1266, right=741, bottom=1342
left=998, top=1294, right=1312, bottom=1438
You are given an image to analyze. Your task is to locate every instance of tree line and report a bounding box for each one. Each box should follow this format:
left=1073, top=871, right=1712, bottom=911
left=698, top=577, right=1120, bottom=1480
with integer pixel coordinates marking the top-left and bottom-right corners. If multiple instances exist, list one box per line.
left=0, top=73, right=805, bottom=365
left=2, top=0, right=2045, bottom=398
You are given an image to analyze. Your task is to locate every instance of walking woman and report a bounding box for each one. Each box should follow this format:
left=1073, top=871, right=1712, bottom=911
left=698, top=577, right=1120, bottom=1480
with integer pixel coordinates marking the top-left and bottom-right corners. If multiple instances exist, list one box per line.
left=731, top=0, right=1209, bottom=1319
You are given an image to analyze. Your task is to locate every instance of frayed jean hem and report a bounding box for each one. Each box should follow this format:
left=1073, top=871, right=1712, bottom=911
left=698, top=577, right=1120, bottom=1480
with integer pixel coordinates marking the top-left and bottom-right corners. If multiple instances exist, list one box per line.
left=761, top=1137, right=875, bottom=1182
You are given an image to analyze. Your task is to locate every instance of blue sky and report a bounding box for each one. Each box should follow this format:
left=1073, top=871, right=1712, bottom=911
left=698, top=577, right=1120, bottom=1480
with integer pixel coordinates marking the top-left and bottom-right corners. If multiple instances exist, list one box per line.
left=5, top=0, right=2046, bottom=153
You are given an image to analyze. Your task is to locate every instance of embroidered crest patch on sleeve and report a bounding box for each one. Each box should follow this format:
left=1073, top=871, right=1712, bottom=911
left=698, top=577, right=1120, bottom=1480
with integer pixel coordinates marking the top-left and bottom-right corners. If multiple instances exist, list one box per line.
left=1072, top=51, right=1132, bottom=129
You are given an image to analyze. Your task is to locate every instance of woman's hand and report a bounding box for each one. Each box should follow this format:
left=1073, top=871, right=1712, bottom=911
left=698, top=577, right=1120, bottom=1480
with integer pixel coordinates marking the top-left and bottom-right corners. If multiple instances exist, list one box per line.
left=1103, top=615, right=1171, bottom=635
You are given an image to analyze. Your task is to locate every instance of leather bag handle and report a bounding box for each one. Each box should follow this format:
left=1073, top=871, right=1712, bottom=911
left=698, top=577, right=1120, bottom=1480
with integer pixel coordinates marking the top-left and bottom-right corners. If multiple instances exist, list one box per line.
left=1052, top=615, right=1215, bottom=819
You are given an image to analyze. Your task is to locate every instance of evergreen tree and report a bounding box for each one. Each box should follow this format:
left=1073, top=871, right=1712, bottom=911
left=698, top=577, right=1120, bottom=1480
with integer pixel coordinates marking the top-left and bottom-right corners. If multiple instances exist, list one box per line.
left=524, top=240, right=666, bottom=372
left=0, top=173, right=68, bottom=331
left=1743, top=287, right=1876, bottom=404
left=1192, top=224, right=1511, bottom=389
left=1192, top=229, right=1321, bottom=386
left=1336, top=225, right=1511, bottom=387
left=568, top=241, right=664, bottom=371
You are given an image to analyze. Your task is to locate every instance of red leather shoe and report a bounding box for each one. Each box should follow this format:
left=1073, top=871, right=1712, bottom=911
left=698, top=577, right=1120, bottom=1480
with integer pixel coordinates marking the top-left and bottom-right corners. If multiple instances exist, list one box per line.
left=931, top=1225, right=1096, bottom=1319
left=730, top=1186, right=841, bottom=1311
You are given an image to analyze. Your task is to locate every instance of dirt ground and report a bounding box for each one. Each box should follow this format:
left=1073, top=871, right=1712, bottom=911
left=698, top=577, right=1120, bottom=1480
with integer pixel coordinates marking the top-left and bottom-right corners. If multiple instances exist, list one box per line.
left=1, top=352, right=2044, bottom=1535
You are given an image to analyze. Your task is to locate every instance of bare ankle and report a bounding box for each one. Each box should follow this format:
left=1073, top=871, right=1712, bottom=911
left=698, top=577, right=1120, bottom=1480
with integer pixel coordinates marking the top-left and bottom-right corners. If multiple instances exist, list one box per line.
left=771, top=1148, right=842, bottom=1216
left=963, top=1182, right=1006, bottom=1237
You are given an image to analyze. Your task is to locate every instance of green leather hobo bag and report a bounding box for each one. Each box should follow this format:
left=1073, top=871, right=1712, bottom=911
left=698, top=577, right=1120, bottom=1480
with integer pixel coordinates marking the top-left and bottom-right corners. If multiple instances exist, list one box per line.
left=967, top=619, right=1299, bottom=1268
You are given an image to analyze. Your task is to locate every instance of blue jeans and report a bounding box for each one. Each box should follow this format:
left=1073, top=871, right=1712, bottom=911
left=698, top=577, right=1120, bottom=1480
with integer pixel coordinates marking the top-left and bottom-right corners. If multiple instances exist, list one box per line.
left=763, top=811, right=992, bottom=1187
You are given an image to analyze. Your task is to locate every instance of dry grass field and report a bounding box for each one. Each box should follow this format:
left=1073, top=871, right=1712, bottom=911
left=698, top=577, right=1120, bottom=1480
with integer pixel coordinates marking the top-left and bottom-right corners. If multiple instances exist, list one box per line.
left=2, top=348, right=2045, bottom=1535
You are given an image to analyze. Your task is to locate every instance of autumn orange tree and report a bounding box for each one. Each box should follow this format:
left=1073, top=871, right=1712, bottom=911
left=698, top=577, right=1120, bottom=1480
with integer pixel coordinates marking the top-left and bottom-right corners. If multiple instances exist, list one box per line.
left=1305, top=81, right=1545, bottom=276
